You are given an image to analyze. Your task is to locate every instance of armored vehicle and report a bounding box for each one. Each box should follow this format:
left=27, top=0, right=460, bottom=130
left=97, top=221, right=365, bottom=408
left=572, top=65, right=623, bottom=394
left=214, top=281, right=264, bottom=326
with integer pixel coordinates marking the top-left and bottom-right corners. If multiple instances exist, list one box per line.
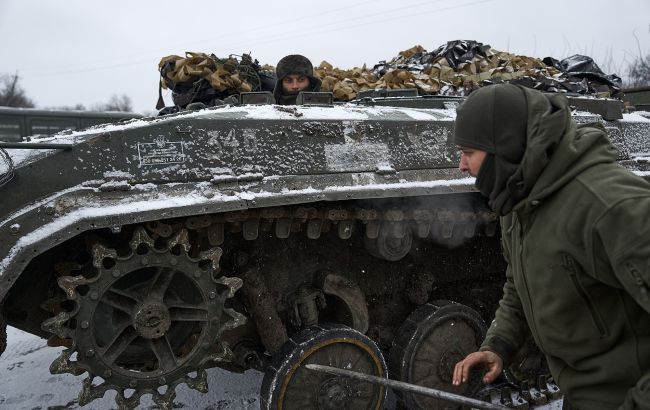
left=0, top=106, right=144, bottom=142
left=624, top=86, right=650, bottom=111
left=0, top=92, right=649, bottom=409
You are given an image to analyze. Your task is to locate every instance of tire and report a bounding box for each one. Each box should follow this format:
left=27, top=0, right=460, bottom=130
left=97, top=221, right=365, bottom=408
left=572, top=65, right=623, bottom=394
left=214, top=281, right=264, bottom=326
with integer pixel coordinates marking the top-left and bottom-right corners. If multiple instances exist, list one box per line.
left=260, top=324, right=387, bottom=410
left=389, top=300, right=487, bottom=410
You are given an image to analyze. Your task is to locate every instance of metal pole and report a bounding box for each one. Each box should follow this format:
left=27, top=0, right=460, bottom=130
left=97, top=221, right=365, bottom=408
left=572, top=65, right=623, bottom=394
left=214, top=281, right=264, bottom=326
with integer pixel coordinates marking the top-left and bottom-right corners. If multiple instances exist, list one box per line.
left=0, top=142, right=73, bottom=150
left=304, top=364, right=508, bottom=410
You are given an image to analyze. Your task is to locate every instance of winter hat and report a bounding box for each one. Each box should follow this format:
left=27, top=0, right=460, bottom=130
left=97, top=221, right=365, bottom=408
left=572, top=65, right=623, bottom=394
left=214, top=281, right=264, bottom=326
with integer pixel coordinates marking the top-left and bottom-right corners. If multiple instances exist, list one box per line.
left=453, top=84, right=528, bottom=163
left=275, top=55, right=315, bottom=80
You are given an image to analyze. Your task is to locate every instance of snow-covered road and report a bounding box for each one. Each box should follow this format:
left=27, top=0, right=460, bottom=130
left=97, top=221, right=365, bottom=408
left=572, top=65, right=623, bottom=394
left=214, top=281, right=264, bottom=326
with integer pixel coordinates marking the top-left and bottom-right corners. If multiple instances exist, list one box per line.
left=0, top=327, right=262, bottom=409
left=0, top=327, right=398, bottom=409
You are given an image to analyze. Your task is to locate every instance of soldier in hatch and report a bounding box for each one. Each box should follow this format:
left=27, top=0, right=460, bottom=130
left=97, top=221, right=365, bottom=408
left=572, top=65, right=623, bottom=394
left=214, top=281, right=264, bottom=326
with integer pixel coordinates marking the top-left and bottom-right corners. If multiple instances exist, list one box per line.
left=273, top=55, right=322, bottom=105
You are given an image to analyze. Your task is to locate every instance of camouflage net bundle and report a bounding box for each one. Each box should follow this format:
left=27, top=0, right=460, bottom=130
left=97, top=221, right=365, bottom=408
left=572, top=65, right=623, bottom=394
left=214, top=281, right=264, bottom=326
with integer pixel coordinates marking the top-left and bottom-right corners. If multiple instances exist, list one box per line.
left=156, top=53, right=271, bottom=109
left=159, top=53, right=255, bottom=94
left=316, top=62, right=379, bottom=101
left=315, top=41, right=621, bottom=101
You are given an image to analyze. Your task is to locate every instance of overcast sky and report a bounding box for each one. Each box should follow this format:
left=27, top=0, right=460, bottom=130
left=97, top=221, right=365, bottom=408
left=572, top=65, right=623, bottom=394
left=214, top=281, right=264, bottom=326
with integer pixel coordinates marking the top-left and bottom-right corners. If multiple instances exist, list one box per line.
left=0, top=0, right=648, bottom=114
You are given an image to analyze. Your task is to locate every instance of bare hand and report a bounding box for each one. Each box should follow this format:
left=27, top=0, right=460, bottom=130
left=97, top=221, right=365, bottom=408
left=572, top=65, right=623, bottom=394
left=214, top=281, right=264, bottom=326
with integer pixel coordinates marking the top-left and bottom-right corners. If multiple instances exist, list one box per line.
left=452, top=350, right=503, bottom=386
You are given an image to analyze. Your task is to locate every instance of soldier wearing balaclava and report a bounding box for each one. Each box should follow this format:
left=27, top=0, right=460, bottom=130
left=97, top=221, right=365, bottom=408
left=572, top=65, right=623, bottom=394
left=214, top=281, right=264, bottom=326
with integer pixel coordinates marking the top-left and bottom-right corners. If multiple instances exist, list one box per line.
left=452, top=84, right=650, bottom=410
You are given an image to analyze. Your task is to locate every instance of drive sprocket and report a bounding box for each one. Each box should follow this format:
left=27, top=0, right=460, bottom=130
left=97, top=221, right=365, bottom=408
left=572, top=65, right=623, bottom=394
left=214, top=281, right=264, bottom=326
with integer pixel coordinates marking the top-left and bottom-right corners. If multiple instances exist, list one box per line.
left=42, top=227, right=245, bottom=409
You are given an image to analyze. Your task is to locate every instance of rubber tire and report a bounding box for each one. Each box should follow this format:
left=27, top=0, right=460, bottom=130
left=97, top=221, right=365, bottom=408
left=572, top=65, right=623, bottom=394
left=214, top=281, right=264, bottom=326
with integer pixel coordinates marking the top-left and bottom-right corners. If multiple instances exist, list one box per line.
left=260, top=324, right=387, bottom=410
left=389, top=300, right=487, bottom=410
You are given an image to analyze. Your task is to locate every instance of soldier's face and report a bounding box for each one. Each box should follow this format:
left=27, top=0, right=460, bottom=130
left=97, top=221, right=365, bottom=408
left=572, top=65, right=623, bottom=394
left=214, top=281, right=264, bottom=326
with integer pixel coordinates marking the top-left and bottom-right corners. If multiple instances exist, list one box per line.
left=458, top=147, right=487, bottom=177
left=282, top=74, right=310, bottom=93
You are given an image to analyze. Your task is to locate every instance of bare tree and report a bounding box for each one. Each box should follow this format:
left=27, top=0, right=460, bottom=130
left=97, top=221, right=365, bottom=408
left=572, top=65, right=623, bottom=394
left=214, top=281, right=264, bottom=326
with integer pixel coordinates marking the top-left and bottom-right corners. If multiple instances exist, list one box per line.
left=599, top=45, right=627, bottom=79
left=102, top=94, right=133, bottom=112
left=627, top=34, right=650, bottom=88
left=626, top=27, right=650, bottom=88
left=0, top=73, right=35, bottom=107
left=628, top=56, right=650, bottom=87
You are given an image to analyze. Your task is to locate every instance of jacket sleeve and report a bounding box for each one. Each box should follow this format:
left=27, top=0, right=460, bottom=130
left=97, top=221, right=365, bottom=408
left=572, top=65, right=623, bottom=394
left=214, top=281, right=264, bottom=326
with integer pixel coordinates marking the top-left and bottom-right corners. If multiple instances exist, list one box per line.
left=596, top=198, right=650, bottom=409
left=619, top=374, right=650, bottom=410
left=480, top=234, right=529, bottom=364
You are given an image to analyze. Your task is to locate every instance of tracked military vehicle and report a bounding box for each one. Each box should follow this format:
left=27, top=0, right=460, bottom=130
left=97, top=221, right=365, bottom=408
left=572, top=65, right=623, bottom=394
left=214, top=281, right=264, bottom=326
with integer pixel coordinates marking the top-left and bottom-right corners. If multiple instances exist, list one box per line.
left=0, top=91, right=649, bottom=409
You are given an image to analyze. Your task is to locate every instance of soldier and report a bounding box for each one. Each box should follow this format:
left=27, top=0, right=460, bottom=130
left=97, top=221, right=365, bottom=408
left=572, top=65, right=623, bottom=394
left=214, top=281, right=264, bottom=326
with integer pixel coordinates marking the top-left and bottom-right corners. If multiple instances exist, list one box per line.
left=273, top=54, right=322, bottom=105
left=451, top=84, right=650, bottom=410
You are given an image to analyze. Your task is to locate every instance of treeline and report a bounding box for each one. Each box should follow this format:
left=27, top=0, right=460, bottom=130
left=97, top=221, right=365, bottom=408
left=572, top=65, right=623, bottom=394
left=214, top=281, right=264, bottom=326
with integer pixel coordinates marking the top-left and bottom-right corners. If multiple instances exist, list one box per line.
left=0, top=73, right=134, bottom=112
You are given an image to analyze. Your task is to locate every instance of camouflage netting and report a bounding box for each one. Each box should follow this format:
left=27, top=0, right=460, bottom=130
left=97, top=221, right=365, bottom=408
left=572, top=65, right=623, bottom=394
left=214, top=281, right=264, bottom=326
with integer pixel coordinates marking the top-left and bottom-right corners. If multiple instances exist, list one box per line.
left=159, top=53, right=254, bottom=93
left=156, top=40, right=622, bottom=108
left=157, top=52, right=273, bottom=109
left=315, top=41, right=622, bottom=100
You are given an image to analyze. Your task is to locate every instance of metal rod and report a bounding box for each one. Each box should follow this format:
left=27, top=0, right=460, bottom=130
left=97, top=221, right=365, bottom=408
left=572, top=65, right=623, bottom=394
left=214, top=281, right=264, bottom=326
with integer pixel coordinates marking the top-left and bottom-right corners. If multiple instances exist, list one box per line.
left=304, top=364, right=508, bottom=410
left=0, top=142, right=73, bottom=150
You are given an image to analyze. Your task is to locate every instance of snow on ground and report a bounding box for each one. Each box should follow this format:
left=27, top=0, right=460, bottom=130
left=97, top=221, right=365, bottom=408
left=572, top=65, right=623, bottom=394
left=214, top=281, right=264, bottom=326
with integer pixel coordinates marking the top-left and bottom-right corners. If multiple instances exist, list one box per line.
left=0, top=327, right=398, bottom=410
left=621, top=112, right=650, bottom=123
left=0, top=327, right=262, bottom=410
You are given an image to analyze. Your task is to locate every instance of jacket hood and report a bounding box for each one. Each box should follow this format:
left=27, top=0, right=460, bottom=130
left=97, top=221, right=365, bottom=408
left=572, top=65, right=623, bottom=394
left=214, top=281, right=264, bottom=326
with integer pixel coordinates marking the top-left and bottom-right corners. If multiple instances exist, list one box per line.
left=519, top=120, right=619, bottom=214
left=454, top=84, right=618, bottom=215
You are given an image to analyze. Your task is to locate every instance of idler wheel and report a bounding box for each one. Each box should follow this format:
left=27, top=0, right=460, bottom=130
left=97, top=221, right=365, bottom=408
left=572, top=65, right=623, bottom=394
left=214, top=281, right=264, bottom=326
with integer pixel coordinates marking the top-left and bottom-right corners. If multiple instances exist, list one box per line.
left=389, top=300, right=487, bottom=410
left=260, top=324, right=387, bottom=410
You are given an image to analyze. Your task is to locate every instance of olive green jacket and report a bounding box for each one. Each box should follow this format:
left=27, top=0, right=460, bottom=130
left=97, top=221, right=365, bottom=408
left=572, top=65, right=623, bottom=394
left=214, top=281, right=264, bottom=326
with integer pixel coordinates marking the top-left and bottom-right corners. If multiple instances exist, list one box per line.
left=480, top=120, right=650, bottom=409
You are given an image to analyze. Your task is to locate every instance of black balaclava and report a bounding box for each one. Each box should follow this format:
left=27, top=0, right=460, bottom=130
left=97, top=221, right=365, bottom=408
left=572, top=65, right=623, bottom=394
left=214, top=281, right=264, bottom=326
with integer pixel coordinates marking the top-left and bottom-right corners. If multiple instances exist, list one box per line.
left=454, top=84, right=571, bottom=215
left=454, top=84, right=528, bottom=215
left=272, top=55, right=322, bottom=105
left=453, top=84, right=569, bottom=215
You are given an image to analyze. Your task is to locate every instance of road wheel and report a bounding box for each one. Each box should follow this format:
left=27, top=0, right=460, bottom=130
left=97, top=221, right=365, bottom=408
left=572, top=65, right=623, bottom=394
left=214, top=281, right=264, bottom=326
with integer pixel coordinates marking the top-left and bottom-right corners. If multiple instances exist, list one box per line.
left=261, top=324, right=387, bottom=410
left=389, top=300, right=486, bottom=410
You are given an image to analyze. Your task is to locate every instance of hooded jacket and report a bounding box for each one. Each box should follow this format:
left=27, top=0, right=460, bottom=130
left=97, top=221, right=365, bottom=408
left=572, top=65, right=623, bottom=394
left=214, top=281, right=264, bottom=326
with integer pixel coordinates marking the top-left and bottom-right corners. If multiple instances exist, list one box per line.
left=272, top=54, right=322, bottom=105
left=454, top=85, right=650, bottom=410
